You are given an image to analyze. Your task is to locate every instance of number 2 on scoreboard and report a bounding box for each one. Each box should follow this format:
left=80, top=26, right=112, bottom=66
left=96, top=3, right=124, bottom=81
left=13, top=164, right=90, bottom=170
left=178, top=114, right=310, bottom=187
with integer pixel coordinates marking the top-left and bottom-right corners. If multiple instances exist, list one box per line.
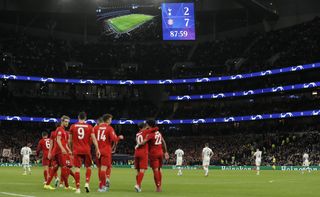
left=184, top=7, right=189, bottom=16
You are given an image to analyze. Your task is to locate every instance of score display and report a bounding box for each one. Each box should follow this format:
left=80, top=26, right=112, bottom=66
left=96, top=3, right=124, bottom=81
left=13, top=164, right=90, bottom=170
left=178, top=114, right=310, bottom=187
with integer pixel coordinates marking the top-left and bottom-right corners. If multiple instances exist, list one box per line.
left=161, top=3, right=195, bottom=40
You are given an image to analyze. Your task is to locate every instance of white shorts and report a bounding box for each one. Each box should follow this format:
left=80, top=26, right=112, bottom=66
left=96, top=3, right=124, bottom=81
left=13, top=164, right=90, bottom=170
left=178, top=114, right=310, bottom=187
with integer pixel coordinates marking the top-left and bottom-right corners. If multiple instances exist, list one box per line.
left=22, top=157, right=30, bottom=165
left=255, top=159, right=261, bottom=166
left=176, top=158, right=183, bottom=166
left=303, top=160, right=310, bottom=167
left=202, top=158, right=210, bottom=166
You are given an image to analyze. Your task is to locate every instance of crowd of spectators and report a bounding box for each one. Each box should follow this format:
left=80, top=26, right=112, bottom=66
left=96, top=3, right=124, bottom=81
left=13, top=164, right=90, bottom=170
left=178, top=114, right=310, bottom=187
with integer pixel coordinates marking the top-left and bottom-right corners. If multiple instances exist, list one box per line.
left=1, top=87, right=318, bottom=120
left=0, top=120, right=319, bottom=166
left=1, top=17, right=319, bottom=80
left=165, top=131, right=320, bottom=166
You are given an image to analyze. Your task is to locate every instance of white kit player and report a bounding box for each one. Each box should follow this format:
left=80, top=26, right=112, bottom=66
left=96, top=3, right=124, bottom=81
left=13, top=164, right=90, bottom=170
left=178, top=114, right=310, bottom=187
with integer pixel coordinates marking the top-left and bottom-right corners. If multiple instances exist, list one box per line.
left=175, top=148, right=184, bottom=176
left=202, top=143, right=213, bottom=177
left=253, top=149, right=262, bottom=175
left=302, top=152, right=311, bottom=174
left=21, top=143, right=32, bottom=175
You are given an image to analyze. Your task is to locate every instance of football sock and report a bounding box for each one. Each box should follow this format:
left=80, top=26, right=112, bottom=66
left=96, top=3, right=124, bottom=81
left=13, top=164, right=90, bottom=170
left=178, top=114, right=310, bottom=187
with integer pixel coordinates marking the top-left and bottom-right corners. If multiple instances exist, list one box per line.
left=44, top=170, right=48, bottom=182
left=75, top=172, right=80, bottom=189
left=137, top=172, right=145, bottom=187
left=86, top=168, right=91, bottom=183
left=46, top=166, right=58, bottom=185
left=106, top=167, right=111, bottom=180
left=99, top=170, right=106, bottom=189
left=62, top=167, right=70, bottom=187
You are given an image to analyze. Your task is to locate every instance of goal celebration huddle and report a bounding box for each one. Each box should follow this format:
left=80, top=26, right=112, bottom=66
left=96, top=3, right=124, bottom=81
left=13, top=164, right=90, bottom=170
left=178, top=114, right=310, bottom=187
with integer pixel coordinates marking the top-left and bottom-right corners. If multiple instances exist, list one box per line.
left=36, top=112, right=169, bottom=194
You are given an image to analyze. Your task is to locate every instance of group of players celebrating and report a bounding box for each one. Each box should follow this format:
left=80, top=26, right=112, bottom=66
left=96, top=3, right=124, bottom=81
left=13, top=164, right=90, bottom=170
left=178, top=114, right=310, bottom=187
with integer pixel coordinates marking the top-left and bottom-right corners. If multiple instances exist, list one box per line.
left=36, top=112, right=169, bottom=193
left=33, top=111, right=313, bottom=194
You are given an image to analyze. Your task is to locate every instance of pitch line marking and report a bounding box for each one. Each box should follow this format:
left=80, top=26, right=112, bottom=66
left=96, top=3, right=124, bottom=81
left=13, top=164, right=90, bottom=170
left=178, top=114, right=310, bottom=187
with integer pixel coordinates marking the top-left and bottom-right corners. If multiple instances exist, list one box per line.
left=0, top=192, right=36, bottom=197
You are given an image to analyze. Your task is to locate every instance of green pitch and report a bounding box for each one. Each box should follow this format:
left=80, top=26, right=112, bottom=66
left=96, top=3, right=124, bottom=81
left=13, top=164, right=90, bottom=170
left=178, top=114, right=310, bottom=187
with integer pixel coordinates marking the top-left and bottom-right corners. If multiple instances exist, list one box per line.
left=107, top=14, right=154, bottom=33
left=0, top=167, right=319, bottom=197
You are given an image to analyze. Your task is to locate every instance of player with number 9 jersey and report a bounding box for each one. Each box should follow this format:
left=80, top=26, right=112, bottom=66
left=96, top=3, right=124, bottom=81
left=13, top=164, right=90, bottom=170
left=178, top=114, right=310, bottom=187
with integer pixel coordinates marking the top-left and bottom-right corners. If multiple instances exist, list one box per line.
left=69, top=122, right=93, bottom=167
left=69, top=112, right=100, bottom=193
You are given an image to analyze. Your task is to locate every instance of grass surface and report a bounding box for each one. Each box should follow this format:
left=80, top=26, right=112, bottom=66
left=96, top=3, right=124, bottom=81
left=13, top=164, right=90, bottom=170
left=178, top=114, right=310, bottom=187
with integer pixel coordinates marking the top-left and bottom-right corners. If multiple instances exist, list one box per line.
left=107, top=14, right=154, bottom=33
left=0, top=167, right=319, bottom=197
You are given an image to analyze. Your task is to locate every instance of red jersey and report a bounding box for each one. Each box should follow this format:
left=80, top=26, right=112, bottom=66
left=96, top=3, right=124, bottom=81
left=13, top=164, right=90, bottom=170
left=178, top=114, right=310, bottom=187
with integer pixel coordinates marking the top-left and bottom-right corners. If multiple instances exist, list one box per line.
left=36, top=137, right=50, bottom=158
left=69, top=122, right=93, bottom=155
left=93, top=123, right=120, bottom=156
left=147, top=130, right=163, bottom=155
left=52, top=126, right=69, bottom=155
left=135, top=127, right=158, bottom=156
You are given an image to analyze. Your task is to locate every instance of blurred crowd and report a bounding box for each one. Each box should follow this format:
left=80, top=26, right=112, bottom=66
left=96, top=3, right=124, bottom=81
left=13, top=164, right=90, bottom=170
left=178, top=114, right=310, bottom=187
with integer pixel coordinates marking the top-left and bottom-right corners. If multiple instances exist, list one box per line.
left=1, top=17, right=319, bottom=80
left=0, top=121, right=319, bottom=166
left=166, top=132, right=320, bottom=166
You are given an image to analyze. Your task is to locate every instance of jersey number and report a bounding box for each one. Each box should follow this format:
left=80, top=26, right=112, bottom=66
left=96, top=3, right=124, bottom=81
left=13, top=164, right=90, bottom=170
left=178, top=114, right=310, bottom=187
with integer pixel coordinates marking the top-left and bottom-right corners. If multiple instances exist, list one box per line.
left=97, top=129, right=106, bottom=141
left=155, top=132, right=162, bottom=145
left=77, top=127, right=85, bottom=139
left=136, top=134, right=143, bottom=144
left=45, top=140, right=50, bottom=149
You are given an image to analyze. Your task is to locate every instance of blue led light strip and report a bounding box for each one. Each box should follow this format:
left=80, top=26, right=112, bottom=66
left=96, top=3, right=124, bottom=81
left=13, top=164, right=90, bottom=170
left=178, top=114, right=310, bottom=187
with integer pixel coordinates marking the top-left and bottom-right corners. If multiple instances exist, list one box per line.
left=1, top=109, right=319, bottom=124
left=1, top=63, right=319, bottom=85
left=170, top=81, right=320, bottom=100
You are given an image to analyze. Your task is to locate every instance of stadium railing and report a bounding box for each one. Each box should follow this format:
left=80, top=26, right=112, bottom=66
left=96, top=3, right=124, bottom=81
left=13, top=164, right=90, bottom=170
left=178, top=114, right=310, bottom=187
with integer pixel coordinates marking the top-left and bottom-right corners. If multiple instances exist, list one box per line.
left=1, top=62, right=319, bottom=85
left=1, top=109, right=320, bottom=125
left=169, top=81, right=320, bottom=100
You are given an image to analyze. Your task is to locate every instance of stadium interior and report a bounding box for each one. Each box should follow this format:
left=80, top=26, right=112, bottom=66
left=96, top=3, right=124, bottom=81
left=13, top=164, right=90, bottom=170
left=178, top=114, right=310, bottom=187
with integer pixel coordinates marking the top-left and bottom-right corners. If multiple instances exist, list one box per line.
left=0, top=0, right=320, bottom=196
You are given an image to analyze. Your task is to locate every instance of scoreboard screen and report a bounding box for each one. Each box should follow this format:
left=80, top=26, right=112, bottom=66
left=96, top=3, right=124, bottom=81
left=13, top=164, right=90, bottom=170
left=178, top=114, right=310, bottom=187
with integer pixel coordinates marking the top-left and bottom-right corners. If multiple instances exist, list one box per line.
left=161, top=3, right=195, bottom=40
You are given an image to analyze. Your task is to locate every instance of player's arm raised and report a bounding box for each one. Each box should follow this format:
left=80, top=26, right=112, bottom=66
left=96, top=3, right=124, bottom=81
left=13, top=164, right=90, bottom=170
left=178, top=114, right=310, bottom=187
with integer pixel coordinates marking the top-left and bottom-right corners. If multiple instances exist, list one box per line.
left=135, top=127, right=159, bottom=149
left=110, top=128, right=124, bottom=142
left=162, top=138, right=169, bottom=160
left=135, top=135, right=149, bottom=149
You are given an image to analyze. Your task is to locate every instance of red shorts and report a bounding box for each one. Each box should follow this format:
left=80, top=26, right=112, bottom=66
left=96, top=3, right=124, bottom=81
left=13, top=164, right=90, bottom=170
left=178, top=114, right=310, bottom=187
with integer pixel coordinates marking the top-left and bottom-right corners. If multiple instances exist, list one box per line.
left=69, top=155, right=74, bottom=167
left=149, top=154, right=163, bottom=169
left=95, top=154, right=112, bottom=168
left=42, top=156, right=50, bottom=166
left=50, top=159, right=57, bottom=167
left=54, top=154, right=72, bottom=167
left=73, top=154, right=92, bottom=168
left=134, top=154, right=148, bottom=170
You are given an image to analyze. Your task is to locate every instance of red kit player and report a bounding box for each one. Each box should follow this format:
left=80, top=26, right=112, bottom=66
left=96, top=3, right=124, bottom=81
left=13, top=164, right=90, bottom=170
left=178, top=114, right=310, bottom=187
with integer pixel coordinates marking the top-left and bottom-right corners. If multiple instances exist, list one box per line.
left=69, top=112, right=100, bottom=194
left=93, top=114, right=124, bottom=192
left=44, top=115, right=74, bottom=191
left=36, top=132, right=51, bottom=183
left=134, top=122, right=159, bottom=192
left=136, top=120, right=169, bottom=192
